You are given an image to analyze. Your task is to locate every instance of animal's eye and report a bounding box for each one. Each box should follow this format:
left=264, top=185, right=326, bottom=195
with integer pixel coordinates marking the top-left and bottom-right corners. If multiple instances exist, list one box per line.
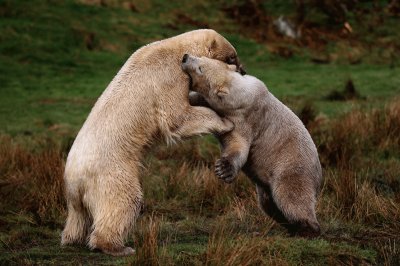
left=198, top=66, right=203, bottom=73
left=227, top=55, right=236, bottom=64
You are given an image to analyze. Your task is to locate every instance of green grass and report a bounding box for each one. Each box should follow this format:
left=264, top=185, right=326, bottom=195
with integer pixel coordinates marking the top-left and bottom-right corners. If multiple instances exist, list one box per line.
left=0, top=0, right=399, bottom=265
left=1, top=0, right=399, bottom=136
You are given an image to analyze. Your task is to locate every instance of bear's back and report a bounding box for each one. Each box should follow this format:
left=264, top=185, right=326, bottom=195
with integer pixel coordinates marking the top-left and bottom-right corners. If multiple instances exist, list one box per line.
left=237, top=77, right=321, bottom=189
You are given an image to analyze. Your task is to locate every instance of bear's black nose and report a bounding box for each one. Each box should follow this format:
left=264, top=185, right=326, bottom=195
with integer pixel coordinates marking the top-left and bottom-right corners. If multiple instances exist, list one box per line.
left=182, top=54, right=189, bottom=63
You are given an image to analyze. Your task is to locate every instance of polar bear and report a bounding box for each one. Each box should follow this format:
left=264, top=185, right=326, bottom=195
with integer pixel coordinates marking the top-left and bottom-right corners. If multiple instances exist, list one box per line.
left=61, top=30, right=245, bottom=256
left=182, top=54, right=322, bottom=236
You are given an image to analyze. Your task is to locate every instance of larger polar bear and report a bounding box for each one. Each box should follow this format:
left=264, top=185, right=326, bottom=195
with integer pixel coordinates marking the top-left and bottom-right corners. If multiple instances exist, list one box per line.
left=61, top=30, right=244, bottom=256
left=182, top=54, right=322, bottom=236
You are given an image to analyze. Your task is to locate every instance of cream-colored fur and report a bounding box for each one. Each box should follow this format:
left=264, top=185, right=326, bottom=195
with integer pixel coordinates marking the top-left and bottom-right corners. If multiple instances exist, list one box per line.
left=61, top=30, right=243, bottom=256
left=182, top=55, right=322, bottom=236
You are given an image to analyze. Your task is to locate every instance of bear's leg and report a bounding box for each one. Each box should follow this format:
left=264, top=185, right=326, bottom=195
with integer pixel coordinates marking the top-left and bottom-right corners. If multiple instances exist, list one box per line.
left=271, top=178, right=321, bottom=237
left=173, top=106, right=233, bottom=137
left=61, top=201, right=91, bottom=246
left=87, top=176, right=143, bottom=256
left=255, top=184, right=290, bottom=225
left=215, top=132, right=250, bottom=183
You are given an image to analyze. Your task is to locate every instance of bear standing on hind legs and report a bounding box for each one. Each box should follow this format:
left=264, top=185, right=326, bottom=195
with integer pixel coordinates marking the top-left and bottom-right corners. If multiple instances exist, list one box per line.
left=61, top=30, right=244, bottom=256
left=182, top=54, right=322, bottom=237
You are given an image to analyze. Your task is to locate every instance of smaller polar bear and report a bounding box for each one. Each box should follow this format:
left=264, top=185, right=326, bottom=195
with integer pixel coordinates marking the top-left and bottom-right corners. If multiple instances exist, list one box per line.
left=182, top=54, right=322, bottom=236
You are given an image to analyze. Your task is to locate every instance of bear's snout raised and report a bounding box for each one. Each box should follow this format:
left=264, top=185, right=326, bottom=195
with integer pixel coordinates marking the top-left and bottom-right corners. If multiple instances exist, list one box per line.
left=181, top=54, right=196, bottom=73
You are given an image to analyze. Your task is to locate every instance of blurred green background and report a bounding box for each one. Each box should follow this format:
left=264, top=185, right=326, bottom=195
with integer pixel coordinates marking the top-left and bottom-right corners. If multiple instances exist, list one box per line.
left=1, top=0, right=399, bottom=138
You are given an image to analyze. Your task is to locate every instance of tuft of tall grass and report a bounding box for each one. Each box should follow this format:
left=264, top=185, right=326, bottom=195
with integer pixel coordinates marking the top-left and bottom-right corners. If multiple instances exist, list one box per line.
left=172, top=163, right=239, bottom=211
left=315, top=98, right=400, bottom=167
left=204, top=225, right=267, bottom=266
left=132, top=215, right=172, bottom=266
left=219, top=195, right=276, bottom=235
left=324, top=169, right=400, bottom=226
left=151, top=158, right=254, bottom=214
left=0, top=136, right=65, bottom=223
left=377, top=239, right=400, bottom=266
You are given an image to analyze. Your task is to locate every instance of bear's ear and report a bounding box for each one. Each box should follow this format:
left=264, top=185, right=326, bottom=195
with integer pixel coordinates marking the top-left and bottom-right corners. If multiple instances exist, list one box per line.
left=216, top=87, right=229, bottom=99
left=208, top=39, right=217, bottom=54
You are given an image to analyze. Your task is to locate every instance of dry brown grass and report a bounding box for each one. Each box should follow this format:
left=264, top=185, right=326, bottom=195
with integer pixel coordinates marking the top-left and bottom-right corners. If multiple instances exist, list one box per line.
left=1, top=99, right=399, bottom=264
left=164, top=162, right=253, bottom=213
left=315, top=98, right=400, bottom=168
left=377, top=239, right=399, bottom=266
left=203, top=219, right=291, bottom=266
left=322, top=169, right=400, bottom=227
left=310, top=99, right=400, bottom=237
left=143, top=143, right=255, bottom=216
left=204, top=225, right=266, bottom=266
left=219, top=194, right=276, bottom=235
left=132, top=215, right=172, bottom=266
left=0, top=136, right=65, bottom=223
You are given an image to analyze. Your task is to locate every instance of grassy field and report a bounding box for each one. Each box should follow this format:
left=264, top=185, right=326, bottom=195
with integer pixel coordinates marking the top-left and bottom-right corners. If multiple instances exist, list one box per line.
left=1, top=0, right=399, bottom=265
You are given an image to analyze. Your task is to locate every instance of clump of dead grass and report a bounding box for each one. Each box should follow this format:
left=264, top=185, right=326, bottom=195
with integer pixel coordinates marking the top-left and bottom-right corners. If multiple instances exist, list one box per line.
left=132, top=215, right=171, bottom=266
left=315, top=98, right=400, bottom=167
left=0, top=136, right=65, bottom=223
left=159, top=161, right=254, bottom=214
left=220, top=195, right=276, bottom=235
left=204, top=225, right=268, bottom=266
left=323, top=169, right=400, bottom=226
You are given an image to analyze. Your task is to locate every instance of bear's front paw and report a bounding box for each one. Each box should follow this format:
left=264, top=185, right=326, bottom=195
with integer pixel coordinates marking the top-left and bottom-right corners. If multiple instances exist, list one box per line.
left=219, top=118, right=234, bottom=135
left=215, top=157, right=236, bottom=183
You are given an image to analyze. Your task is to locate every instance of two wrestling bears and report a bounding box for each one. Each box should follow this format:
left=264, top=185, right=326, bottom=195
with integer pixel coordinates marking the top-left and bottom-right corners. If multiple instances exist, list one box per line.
left=61, top=29, right=322, bottom=256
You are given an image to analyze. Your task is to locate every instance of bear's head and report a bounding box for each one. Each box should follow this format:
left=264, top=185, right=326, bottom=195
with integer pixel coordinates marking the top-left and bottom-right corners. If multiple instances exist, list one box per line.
left=197, top=29, right=245, bottom=75
left=182, top=54, right=261, bottom=114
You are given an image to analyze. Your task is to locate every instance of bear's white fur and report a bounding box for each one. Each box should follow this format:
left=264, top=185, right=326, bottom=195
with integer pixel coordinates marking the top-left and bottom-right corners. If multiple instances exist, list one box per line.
left=182, top=55, right=322, bottom=236
left=61, top=30, right=243, bottom=256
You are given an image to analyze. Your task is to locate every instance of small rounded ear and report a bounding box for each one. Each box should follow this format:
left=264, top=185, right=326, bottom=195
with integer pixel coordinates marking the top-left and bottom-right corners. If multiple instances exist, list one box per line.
left=216, top=87, right=229, bottom=99
left=208, top=39, right=217, bottom=53
left=227, top=64, right=237, bottom=71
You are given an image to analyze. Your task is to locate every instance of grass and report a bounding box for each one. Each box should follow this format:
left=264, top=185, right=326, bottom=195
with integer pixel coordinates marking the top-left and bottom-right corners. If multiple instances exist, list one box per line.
left=1, top=100, right=399, bottom=264
left=0, top=0, right=399, bottom=265
left=1, top=0, right=399, bottom=135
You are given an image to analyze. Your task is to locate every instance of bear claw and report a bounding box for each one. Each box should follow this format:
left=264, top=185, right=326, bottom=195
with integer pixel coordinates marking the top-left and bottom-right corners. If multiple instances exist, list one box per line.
left=215, top=157, right=236, bottom=183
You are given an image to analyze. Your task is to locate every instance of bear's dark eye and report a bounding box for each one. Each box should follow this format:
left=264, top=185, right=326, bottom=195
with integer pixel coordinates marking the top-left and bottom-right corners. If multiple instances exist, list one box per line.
left=198, top=66, right=203, bottom=73
left=227, top=55, right=236, bottom=64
